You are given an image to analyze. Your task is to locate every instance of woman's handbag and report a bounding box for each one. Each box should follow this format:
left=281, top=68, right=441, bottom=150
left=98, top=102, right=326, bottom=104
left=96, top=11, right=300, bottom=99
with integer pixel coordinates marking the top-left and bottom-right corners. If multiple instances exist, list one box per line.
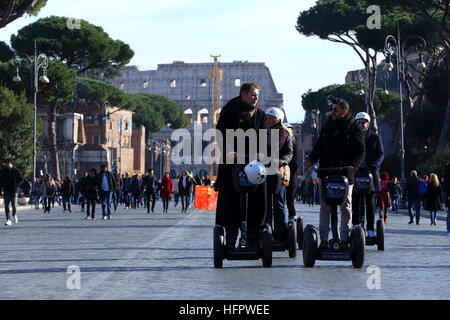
left=279, top=165, right=290, bottom=187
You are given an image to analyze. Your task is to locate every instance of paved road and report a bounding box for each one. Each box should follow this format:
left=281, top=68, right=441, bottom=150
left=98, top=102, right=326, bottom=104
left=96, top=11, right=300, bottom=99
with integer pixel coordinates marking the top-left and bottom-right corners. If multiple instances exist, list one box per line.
left=0, top=202, right=448, bottom=300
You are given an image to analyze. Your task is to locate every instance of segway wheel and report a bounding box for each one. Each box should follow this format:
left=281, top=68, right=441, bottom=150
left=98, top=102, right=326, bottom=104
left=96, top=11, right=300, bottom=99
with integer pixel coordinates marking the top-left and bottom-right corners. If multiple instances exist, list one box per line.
left=261, top=224, right=273, bottom=268
left=287, top=219, right=297, bottom=258
left=213, top=226, right=224, bottom=268
left=376, top=219, right=385, bottom=251
left=302, top=225, right=318, bottom=268
left=297, top=217, right=304, bottom=250
left=351, top=225, right=365, bottom=268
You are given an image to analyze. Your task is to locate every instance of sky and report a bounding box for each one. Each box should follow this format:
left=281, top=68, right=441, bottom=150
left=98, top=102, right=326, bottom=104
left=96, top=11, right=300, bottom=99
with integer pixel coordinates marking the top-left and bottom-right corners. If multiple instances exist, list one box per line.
left=0, top=0, right=365, bottom=123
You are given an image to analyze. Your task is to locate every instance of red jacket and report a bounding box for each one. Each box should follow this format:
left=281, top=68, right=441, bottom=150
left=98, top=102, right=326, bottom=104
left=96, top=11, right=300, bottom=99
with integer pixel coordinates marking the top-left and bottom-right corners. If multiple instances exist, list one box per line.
left=160, top=177, right=173, bottom=199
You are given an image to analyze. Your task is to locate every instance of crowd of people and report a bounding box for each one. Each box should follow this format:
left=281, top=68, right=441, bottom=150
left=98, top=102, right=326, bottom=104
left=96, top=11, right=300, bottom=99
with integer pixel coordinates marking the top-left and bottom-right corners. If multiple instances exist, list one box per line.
left=1, top=83, right=450, bottom=245
left=0, top=159, right=214, bottom=223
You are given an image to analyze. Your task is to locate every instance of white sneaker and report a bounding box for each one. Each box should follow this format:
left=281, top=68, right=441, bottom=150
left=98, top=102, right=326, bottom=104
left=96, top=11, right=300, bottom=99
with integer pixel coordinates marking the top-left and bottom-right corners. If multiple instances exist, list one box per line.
left=102, top=216, right=108, bottom=220
left=5, top=220, right=12, bottom=226
left=13, top=216, right=18, bottom=224
left=367, top=230, right=376, bottom=237
left=85, top=216, right=91, bottom=220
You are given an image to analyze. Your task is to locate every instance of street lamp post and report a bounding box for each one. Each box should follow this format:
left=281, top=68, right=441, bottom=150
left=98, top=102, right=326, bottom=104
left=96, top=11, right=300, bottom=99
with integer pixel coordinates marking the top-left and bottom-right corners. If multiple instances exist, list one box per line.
left=383, top=26, right=427, bottom=202
left=12, top=40, right=49, bottom=183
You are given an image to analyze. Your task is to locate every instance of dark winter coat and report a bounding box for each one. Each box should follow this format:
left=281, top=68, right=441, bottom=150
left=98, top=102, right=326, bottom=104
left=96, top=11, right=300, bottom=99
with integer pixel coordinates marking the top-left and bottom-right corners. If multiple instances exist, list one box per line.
left=404, top=175, right=421, bottom=201
left=308, top=113, right=365, bottom=184
left=0, top=167, right=23, bottom=194
left=142, top=175, right=157, bottom=193
left=356, top=130, right=384, bottom=191
left=80, top=175, right=99, bottom=200
left=178, top=175, right=193, bottom=196
left=60, top=181, right=75, bottom=198
left=214, top=96, right=269, bottom=229
left=424, top=183, right=443, bottom=211
left=215, top=96, right=269, bottom=189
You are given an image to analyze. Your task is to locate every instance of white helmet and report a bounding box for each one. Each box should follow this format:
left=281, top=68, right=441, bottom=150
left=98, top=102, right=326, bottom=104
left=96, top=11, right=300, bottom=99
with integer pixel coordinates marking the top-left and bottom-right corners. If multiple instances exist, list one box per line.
left=265, top=107, right=284, bottom=122
left=244, top=160, right=267, bottom=185
left=355, top=112, right=370, bottom=122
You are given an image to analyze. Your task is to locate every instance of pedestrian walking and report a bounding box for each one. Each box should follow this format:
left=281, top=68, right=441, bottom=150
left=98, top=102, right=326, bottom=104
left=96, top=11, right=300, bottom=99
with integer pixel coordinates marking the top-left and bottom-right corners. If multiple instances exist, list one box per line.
left=80, top=168, right=99, bottom=220
left=40, top=174, right=56, bottom=214
left=142, top=169, right=157, bottom=213
left=122, top=172, right=132, bottom=209
left=113, top=171, right=122, bottom=212
left=130, top=174, right=141, bottom=209
left=305, top=178, right=317, bottom=207
left=404, top=170, right=422, bottom=225
left=98, top=164, right=117, bottom=219
left=179, top=169, right=193, bottom=213
left=0, top=159, right=23, bottom=225
left=160, top=172, right=173, bottom=213
left=389, top=176, right=402, bottom=214
left=376, top=171, right=391, bottom=223
left=60, top=176, right=75, bottom=212
left=173, top=175, right=180, bottom=208
left=32, top=177, right=43, bottom=209
left=424, top=173, right=443, bottom=226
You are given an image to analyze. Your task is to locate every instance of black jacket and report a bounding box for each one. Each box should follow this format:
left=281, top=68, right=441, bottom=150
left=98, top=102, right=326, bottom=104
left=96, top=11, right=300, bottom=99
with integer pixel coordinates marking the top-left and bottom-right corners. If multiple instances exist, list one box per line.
left=356, top=130, right=384, bottom=191
left=142, top=175, right=157, bottom=193
left=404, top=175, right=421, bottom=201
left=60, top=181, right=75, bottom=198
left=424, top=183, right=442, bottom=211
left=80, top=175, right=99, bottom=200
left=0, top=167, right=23, bottom=194
left=215, top=96, right=269, bottom=188
left=308, top=113, right=365, bottom=184
left=178, top=176, right=193, bottom=196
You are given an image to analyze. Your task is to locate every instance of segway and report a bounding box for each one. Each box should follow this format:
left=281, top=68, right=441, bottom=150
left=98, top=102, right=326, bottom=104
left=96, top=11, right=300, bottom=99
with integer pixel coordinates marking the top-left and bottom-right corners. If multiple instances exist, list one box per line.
left=355, top=171, right=385, bottom=251
left=266, top=173, right=303, bottom=258
left=303, top=167, right=365, bottom=268
left=214, top=161, right=272, bottom=268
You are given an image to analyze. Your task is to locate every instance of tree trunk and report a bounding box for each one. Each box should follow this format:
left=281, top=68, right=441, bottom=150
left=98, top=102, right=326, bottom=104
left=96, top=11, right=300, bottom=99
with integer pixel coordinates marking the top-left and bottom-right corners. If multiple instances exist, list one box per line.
left=437, top=49, right=450, bottom=150
left=47, top=103, right=60, bottom=180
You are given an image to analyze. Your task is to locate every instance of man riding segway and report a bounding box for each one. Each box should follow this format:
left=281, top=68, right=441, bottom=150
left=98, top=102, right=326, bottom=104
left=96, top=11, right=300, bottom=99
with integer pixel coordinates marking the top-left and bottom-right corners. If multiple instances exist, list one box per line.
left=305, top=97, right=365, bottom=251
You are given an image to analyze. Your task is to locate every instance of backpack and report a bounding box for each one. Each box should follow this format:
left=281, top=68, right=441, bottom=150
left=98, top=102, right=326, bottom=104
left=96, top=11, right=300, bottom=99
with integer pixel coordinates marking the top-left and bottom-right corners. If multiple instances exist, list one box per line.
left=46, top=184, right=55, bottom=196
left=418, top=180, right=427, bottom=196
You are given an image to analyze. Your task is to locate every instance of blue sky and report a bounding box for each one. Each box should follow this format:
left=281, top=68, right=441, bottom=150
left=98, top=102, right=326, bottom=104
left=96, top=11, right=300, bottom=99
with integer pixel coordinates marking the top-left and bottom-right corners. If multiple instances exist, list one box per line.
left=0, top=0, right=364, bottom=123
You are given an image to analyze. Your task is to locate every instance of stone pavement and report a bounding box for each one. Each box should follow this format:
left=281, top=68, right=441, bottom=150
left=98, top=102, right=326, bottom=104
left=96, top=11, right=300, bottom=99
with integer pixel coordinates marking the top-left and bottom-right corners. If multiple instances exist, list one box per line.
left=0, top=201, right=448, bottom=300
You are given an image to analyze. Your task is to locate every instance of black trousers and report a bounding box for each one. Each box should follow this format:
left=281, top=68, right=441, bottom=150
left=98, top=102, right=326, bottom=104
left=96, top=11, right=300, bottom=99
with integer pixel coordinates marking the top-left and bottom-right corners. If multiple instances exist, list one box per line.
left=285, top=185, right=296, bottom=218
left=145, top=192, right=156, bottom=212
left=180, top=194, right=189, bottom=211
left=162, top=197, right=170, bottom=212
left=352, top=191, right=375, bottom=231
left=86, top=198, right=96, bottom=218
left=216, top=180, right=267, bottom=245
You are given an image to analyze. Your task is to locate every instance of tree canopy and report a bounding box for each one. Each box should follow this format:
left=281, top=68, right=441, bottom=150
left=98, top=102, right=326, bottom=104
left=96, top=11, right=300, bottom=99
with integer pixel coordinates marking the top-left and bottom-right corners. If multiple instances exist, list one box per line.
left=11, top=16, right=134, bottom=78
left=0, top=86, right=35, bottom=175
left=0, top=0, right=47, bottom=28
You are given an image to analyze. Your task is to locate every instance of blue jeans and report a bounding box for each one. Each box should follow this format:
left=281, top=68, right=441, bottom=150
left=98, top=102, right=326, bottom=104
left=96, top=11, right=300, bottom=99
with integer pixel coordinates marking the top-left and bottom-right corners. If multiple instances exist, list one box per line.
left=392, top=195, right=400, bottom=212
left=430, top=211, right=438, bottom=223
left=408, top=200, right=421, bottom=222
left=99, top=190, right=113, bottom=216
left=273, top=185, right=288, bottom=241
